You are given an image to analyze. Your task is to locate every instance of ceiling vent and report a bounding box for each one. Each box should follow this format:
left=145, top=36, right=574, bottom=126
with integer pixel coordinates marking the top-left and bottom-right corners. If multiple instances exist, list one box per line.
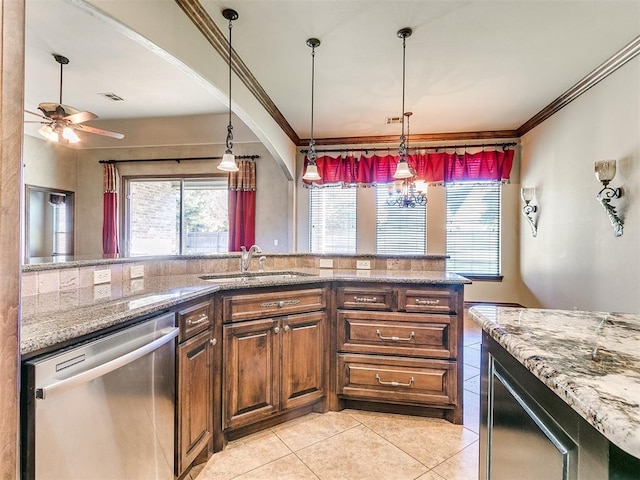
left=385, top=116, right=402, bottom=124
left=98, top=92, right=125, bottom=102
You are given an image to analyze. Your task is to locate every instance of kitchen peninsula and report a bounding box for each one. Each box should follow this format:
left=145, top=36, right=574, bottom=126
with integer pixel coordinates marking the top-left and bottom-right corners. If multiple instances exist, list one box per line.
left=21, top=253, right=469, bottom=479
left=470, top=305, right=640, bottom=479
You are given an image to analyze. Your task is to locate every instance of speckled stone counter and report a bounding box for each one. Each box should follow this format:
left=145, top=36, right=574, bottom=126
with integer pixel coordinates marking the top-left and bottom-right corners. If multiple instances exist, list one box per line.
left=469, top=305, right=640, bottom=459
left=22, top=269, right=468, bottom=357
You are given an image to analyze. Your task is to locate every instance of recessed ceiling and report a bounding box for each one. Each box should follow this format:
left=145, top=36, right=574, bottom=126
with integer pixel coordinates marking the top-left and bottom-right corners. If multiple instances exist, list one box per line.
left=23, top=0, right=640, bottom=147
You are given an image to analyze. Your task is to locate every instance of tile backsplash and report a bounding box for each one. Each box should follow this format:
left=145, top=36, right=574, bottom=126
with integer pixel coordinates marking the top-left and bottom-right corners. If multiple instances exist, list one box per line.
left=21, top=254, right=447, bottom=297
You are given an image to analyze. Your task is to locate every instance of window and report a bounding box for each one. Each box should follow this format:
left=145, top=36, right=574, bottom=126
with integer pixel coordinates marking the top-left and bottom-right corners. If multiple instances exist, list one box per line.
left=375, top=184, right=426, bottom=254
left=125, top=177, right=228, bottom=256
left=309, top=187, right=357, bottom=253
left=446, top=182, right=501, bottom=276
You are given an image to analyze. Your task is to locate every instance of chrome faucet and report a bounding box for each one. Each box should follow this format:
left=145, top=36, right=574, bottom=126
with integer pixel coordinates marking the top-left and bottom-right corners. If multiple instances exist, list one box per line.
left=240, top=245, right=262, bottom=273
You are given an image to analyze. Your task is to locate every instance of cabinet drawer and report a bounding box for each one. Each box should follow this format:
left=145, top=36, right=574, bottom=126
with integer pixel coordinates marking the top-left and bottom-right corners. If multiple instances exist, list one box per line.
left=223, top=288, right=326, bottom=322
left=338, top=311, right=455, bottom=359
left=398, top=288, right=457, bottom=314
left=336, top=286, right=394, bottom=311
left=178, top=301, right=213, bottom=341
left=338, top=354, right=457, bottom=406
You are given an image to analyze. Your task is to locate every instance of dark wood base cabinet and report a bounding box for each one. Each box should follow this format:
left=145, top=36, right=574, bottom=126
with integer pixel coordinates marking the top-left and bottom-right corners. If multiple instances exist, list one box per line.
left=221, top=287, right=328, bottom=439
left=334, top=283, right=464, bottom=424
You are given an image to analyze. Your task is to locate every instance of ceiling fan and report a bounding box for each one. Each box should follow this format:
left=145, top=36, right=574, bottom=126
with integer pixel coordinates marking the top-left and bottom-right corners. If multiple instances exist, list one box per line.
left=25, top=54, right=124, bottom=143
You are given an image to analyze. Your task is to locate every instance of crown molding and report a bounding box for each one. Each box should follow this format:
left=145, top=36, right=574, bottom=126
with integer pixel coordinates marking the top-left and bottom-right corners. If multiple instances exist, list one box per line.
left=298, top=130, right=520, bottom=147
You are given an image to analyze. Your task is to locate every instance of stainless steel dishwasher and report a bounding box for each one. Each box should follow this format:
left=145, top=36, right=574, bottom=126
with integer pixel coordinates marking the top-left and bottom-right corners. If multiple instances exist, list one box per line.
left=23, top=312, right=178, bottom=480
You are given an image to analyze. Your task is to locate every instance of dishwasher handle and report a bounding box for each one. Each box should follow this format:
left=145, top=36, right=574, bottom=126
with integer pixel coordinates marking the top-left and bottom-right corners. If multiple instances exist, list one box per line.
left=35, top=326, right=179, bottom=400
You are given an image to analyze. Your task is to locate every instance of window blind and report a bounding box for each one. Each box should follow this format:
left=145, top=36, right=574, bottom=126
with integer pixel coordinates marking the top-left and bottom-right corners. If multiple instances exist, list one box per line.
left=446, top=182, right=501, bottom=276
left=310, top=187, right=357, bottom=253
left=375, top=185, right=426, bottom=255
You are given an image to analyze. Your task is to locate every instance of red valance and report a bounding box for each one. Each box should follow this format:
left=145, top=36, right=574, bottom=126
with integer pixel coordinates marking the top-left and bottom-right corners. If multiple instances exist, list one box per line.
left=302, top=149, right=514, bottom=186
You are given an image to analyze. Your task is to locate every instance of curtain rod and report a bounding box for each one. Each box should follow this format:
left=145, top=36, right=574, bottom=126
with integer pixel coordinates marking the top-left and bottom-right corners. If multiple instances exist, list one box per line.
left=99, top=155, right=260, bottom=165
left=300, top=142, right=517, bottom=155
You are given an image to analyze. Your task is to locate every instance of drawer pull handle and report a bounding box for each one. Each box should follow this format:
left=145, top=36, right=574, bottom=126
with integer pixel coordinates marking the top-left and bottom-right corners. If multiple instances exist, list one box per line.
left=283, top=325, right=290, bottom=332
left=353, top=296, right=377, bottom=303
left=260, top=299, right=301, bottom=308
left=274, top=326, right=280, bottom=334
left=375, top=374, right=415, bottom=388
left=210, top=338, right=217, bottom=346
left=375, top=329, right=414, bottom=342
left=187, top=314, right=208, bottom=326
left=415, top=299, right=440, bottom=306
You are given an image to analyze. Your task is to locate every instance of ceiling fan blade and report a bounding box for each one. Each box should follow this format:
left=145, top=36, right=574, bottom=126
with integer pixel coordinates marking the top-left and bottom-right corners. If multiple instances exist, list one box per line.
left=74, top=124, right=124, bottom=139
left=38, top=102, right=82, bottom=119
left=25, top=109, right=49, bottom=120
left=64, top=111, right=98, bottom=124
left=24, top=120, right=49, bottom=124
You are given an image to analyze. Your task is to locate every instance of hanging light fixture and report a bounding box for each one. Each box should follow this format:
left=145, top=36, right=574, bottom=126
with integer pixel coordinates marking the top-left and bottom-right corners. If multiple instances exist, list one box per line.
left=302, top=38, right=322, bottom=182
left=393, top=27, right=413, bottom=180
left=218, top=8, right=240, bottom=172
left=387, top=112, right=427, bottom=208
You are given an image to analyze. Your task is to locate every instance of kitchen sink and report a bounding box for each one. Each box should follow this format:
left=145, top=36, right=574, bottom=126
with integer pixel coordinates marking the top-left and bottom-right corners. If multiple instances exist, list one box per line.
left=199, top=271, right=317, bottom=284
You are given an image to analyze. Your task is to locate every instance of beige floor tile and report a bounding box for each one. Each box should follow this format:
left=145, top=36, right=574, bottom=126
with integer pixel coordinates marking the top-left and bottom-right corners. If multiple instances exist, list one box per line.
left=233, top=454, right=319, bottom=480
left=463, top=347, right=481, bottom=367
left=463, top=391, right=480, bottom=434
left=415, top=471, right=447, bottom=480
left=296, top=424, right=427, bottom=480
left=195, top=431, right=291, bottom=480
left=273, top=410, right=361, bottom=451
left=432, top=441, right=480, bottom=480
left=360, top=413, right=478, bottom=469
left=466, top=343, right=481, bottom=352
left=464, top=364, right=480, bottom=380
left=464, top=374, right=480, bottom=394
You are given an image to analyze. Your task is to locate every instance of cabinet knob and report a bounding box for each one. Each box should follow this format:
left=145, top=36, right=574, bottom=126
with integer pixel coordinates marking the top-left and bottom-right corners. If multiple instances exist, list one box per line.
left=210, top=338, right=217, bottom=346
left=274, top=326, right=280, bottom=334
left=283, top=325, right=290, bottom=332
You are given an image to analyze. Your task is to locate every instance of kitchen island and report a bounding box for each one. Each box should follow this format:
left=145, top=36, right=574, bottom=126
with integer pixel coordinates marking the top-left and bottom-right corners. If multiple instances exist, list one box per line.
left=469, top=305, right=640, bottom=479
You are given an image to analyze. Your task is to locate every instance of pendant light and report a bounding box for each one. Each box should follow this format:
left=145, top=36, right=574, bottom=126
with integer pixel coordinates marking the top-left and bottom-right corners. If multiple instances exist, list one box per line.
left=393, top=27, right=413, bottom=179
left=302, top=38, right=322, bottom=182
left=218, top=8, right=240, bottom=172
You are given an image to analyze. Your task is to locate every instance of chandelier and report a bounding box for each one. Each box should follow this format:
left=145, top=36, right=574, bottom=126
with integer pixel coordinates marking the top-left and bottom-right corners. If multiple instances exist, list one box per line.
left=387, top=111, right=427, bottom=208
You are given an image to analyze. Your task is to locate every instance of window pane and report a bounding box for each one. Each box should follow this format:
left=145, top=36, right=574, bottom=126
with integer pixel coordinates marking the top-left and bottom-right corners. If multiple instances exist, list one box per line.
left=310, top=187, right=357, bottom=253
left=129, top=180, right=181, bottom=256
left=446, top=182, right=501, bottom=276
left=376, top=184, right=426, bottom=255
left=183, top=179, right=229, bottom=254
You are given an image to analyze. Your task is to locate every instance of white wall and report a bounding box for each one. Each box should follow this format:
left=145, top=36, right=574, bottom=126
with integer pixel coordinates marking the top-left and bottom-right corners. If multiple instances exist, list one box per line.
left=520, top=57, right=640, bottom=312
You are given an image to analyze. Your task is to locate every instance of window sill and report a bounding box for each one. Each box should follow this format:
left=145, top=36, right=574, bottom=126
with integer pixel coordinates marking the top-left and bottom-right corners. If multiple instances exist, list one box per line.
left=453, top=274, right=503, bottom=282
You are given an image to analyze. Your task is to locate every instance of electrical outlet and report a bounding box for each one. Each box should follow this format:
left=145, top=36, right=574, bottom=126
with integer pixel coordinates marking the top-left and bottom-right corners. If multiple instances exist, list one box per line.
left=130, top=278, right=144, bottom=292
left=93, top=284, right=111, bottom=300
left=130, top=265, right=145, bottom=279
left=356, top=260, right=371, bottom=270
left=94, top=269, right=111, bottom=285
left=319, top=258, right=334, bottom=268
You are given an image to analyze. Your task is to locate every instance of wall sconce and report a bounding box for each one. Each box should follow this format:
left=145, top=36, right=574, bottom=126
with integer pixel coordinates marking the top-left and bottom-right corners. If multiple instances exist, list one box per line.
left=521, top=187, right=537, bottom=237
left=594, top=160, right=623, bottom=237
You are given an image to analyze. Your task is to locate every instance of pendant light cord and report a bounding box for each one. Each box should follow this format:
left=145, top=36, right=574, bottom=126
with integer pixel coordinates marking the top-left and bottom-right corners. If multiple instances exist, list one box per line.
left=225, top=16, right=234, bottom=154
left=307, top=39, right=320, bottom=163
left=398, top=32, right=407, bottom=160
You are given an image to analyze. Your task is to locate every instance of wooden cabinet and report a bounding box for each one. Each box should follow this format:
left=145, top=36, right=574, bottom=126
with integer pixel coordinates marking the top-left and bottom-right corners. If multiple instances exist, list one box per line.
left=335, top=283, right=463, bottom=424
left=222, top=288, right=327, bottom=435
left=176, top=300, right=216, bottom=477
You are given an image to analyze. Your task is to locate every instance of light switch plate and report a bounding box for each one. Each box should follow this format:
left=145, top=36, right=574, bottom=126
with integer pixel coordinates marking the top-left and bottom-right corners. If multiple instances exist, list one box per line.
left=130, top=265, right=145, bottom=279
left=130, top=278, right=145, bottom=292
left=356, top=260, right=371, bottom=270
left=94, top=269, right=111, bottom=285
left=319, top=258, right=334, bottom=268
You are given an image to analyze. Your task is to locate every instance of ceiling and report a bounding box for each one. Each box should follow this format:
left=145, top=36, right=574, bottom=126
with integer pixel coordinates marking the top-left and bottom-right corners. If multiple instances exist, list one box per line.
left=24, top=0, right=640, bottom=148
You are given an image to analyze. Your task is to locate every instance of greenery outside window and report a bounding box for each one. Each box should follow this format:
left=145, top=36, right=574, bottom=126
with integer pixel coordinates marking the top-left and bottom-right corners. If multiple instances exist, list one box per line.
left=124, top=177, right=228, bottom=256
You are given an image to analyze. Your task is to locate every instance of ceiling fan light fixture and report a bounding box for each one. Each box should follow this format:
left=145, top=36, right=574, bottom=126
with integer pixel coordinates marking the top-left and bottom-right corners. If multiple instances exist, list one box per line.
left=218, top=8, right=240, bottom=173
left=62, top=127, right=80, bottom=143
left=38, top=124, right=58, bottom=142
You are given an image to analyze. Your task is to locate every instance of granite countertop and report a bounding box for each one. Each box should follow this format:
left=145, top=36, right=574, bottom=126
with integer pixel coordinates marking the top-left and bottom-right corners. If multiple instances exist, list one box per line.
left=22, top=268, right=469, bottom=357
left=469, top=305, right=640, bottom=459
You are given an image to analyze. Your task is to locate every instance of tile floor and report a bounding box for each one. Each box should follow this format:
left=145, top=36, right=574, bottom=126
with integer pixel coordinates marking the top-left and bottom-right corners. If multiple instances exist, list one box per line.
left=191, top=313, right=483, bottom=480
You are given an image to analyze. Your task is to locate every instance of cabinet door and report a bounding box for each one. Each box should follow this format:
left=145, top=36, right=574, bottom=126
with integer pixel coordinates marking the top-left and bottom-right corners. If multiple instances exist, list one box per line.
left=281, top=311, right=326, bottom=411
left=177, top=329, right=213, bottom=475
left=223, top=318, right=280, bottom=430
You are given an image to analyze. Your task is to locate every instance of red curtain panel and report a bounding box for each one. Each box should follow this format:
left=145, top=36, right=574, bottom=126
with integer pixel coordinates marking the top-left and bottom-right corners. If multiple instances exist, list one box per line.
left=228, top=160, right=256, bottom=252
